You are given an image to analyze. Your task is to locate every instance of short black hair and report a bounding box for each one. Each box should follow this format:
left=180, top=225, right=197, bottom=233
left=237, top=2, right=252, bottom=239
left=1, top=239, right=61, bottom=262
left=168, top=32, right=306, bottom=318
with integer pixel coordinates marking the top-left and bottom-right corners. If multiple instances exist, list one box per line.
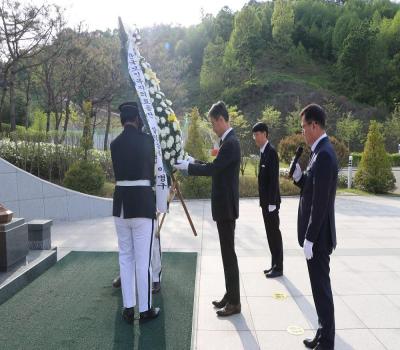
left=119, top=101, right=140, bottom=125
left=252, top=122, right=268, bottom=135
left=300, top=103, right=326, bottom=128
left=208, top=101, right=229, bottom=121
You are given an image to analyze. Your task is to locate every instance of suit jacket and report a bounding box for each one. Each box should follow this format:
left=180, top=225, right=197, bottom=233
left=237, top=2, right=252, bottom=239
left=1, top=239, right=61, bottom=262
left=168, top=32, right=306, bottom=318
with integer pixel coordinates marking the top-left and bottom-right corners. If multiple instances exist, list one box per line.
left=258, top=143, right=281, bottom=209
left=110, top=125, right=156, bottom=219
left=295, top=137, right=338, bottom=252
left=188, top=129, right=240, bottom=221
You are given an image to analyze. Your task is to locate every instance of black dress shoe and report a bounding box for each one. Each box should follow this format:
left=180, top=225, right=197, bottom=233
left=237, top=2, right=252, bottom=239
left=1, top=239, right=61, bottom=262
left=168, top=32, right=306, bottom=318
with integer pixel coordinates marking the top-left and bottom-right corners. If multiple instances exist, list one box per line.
left=216, top=303, right=241, bottom=317
left=122, top=307, right=135, bottom=324
left=265, top=268, right=283, bottom=278
left=212, top=298, right=228, bottom=309
left=152, top=282, right=161, bottom=294
left=139, top=307, right=160, bottom=323
left=303, top=329, right=321, bottom=349
left=263, top=267, right=273, bottom=274
left=112, top=276, right=121, bottom=288
left=314, top=344, right=333, bottom=350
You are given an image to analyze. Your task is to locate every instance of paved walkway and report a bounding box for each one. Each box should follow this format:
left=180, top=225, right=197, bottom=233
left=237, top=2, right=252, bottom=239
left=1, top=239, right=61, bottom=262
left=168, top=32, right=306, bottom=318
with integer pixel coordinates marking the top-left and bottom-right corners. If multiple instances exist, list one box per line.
left=52, top=195, right=400, bottom=350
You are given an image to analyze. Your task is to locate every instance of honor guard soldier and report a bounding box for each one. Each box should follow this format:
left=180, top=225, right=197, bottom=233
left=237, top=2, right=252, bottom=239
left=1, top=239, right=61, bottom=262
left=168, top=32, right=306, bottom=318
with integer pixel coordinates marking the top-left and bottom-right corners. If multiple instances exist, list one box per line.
left=111, top=101, right=160, bottom=324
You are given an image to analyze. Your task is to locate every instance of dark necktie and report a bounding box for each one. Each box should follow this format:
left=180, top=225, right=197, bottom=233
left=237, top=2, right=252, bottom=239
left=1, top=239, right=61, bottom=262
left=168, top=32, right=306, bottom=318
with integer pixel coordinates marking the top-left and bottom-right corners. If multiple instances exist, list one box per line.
left=219, top=139, right=223, bottom=147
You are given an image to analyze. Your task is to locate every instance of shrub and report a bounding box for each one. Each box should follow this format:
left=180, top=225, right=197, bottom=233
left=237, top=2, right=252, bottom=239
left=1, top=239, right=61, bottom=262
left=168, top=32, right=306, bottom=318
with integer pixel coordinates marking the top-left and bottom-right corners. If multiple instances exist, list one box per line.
left=280, top=177, right=300, bottom=195
left=351, top=152, right=362, bottom=167
left=389, top=153, right=400, bottom=167
left=63, top=160, right=105, bottom=195
left=0, top=139, right=113, bottom=182
left=240, top=176, right=259, bottom=197
left=278, top=134, right=349, bottom=168
left=352, top=152, right=400, bottom=167
left=179, top=176, right=212, bottom=199
left=337, top=173, right=348, bottom=188
left=354, top=121, right=395, bottom=193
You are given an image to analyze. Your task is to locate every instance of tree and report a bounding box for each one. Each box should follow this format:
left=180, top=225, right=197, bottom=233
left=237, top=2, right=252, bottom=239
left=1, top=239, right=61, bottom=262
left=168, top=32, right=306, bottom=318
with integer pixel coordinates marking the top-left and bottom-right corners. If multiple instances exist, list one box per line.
left=285, top=98, right=302, bottom=136
left=354, top=120, right=395, bottom=193
left=260, top=105, right=282, bottom=146
left=336, top=112, right=363, bottom=152
left=0, top=1, right=63, bottom=131
left=185, top=107, right=208, bottom=161
left=224, top=5, right=264, bottom=80
left=200, top=38, right=226, bottom=105
left=384, top=103, right=400, bottom=152
left=271, top=0, right=295, bottom=50
left=180, top=107, right=211, bottom=198
left=228, top=105, right=252, bottom=175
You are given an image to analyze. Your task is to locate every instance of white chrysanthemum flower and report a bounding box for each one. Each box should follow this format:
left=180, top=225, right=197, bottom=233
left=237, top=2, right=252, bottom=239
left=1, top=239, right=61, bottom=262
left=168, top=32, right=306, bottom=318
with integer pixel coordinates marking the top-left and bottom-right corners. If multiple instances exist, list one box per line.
left=144, top=73, right=150, bottom=80
left=149, top=87, right=155, bottom=94
left=177, top=153, right=183, bottom=161
left=156, top=107, right=162, bottom=113
left=165, top=109, right=171, bottom=115
left=160, top=117, right=166, bottom=125
left=166, top=99, right=172, bottom=106
left=168, top=135, right=174, bottom=144
left=167, top=139, right=173, bottom=148
left=156, top=94, right=162, bottom=99
left=150, top=98, right=154, bottom=103
left=169, top=158, right=175, bottom=166
left=163, top=127, right=169, bottom=136
left=176, top=135, right=181, bottom=142
left=164, top=152, right=170, bottom=160
left=160, top=101, right=167, bottom=108
left=176, top=143, right=181, bottom=151
left=171, top=150, right=176, bottom=156
left=161, top=141, right=166, bottom=149
left=172, top=122, right=178, bottom=131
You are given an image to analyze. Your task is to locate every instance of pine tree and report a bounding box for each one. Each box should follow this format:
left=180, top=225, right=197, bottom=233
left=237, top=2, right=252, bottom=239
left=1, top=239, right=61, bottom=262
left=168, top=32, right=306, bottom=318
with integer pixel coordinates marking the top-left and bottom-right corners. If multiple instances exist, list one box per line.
left=185, top=107, right=208, bottom=161
left=354, top=120, right=395, bottom=193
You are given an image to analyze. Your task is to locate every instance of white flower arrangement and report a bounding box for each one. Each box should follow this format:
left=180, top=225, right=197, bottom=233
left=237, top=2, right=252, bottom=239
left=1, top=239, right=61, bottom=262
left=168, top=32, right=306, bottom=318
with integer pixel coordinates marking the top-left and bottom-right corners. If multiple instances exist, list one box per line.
left=131, top=29, right=187, bottom=174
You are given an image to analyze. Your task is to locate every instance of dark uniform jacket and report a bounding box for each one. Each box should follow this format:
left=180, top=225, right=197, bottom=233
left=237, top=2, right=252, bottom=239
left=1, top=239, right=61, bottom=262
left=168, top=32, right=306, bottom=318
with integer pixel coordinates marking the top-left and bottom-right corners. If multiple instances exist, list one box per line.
left=188, top=129, right=240, bottom=222
left=295, top=137, right=338, bottom=253
left=258, top=142, right=281, bottom=209
left=110, top=125, right=156, bottom=219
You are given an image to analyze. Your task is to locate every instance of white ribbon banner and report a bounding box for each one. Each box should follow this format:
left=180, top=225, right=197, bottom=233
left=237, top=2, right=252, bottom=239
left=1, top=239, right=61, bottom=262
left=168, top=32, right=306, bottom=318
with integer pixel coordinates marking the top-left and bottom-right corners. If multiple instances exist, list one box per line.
left=127, top=38, right=168, bottom=213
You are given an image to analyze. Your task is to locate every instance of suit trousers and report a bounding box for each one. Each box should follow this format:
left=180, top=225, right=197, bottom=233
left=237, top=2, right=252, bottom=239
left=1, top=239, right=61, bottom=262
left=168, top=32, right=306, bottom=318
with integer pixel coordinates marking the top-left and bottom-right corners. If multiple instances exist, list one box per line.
left=152, top=234, right=162, bottom=283
left=307, top=250, right=335, bottom=349
left=114, top=216, right=154, bottom=312
left=261, top=207, right=283, bottom=271
left=216, top=220, right=240, bottom=305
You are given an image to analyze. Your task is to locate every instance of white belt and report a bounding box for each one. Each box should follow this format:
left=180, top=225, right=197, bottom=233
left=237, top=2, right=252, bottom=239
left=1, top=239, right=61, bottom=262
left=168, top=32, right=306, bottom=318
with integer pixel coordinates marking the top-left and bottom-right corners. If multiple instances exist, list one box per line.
left=116, top=180, right=151, bottom=186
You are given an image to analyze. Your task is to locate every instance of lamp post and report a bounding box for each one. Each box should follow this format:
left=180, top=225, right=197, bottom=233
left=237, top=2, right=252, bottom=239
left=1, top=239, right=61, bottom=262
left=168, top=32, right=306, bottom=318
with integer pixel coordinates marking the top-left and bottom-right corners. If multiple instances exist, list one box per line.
left=347, top=155, right=353, bottom=189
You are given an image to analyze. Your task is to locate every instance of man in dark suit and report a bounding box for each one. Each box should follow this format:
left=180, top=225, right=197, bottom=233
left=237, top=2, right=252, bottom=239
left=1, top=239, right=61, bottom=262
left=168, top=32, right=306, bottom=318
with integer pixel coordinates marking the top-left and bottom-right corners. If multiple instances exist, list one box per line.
left=110, top=101, right=160, bottom=324
left=291, top=104, right=338, bottom=350
left=174, top=101, right=241, bottom=317
left=252, top=122, right=283, bottom=278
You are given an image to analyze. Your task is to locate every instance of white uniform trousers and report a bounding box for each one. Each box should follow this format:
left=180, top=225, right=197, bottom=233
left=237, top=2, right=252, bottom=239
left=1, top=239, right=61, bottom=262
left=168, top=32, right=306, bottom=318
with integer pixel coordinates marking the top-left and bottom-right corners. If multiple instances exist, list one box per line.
left=152, top=234, right=162, bottom=283
left=114, top=216, right=154, bottom=312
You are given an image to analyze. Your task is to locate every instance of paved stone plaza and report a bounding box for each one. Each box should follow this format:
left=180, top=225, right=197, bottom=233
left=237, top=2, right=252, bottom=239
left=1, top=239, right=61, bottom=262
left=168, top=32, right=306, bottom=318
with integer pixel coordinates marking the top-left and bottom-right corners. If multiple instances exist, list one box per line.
left=53, top=195, right=400, bottom=350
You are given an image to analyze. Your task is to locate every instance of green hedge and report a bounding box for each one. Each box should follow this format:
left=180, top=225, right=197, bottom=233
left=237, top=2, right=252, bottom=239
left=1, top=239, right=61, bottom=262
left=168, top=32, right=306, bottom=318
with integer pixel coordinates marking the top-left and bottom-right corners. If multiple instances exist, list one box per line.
left=351, top=152, right=400, bottom=167
left=0, top=138, right=113, bottom=183
left=178, top=174, right=300, bottom=199
left=279, top=134, right=349, bottom=168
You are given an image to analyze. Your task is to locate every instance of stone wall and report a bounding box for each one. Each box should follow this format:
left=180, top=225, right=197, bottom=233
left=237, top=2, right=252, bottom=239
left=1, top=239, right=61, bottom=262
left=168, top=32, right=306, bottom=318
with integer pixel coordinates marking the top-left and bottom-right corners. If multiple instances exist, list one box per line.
left=0, top=158, right=112, bottom=221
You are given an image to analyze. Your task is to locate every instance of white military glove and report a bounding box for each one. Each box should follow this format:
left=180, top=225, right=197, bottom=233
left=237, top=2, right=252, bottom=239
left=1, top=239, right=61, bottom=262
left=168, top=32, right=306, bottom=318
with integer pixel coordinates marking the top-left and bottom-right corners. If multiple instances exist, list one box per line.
left=268, top=205, right=276, bottom=212
left=303, top=239, right=314, bottom=260
left=186, top=155, right=195, bottom=164
left=173, top=159, right=189, bottom=171
left=290, top=161, right=302, bottom=182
